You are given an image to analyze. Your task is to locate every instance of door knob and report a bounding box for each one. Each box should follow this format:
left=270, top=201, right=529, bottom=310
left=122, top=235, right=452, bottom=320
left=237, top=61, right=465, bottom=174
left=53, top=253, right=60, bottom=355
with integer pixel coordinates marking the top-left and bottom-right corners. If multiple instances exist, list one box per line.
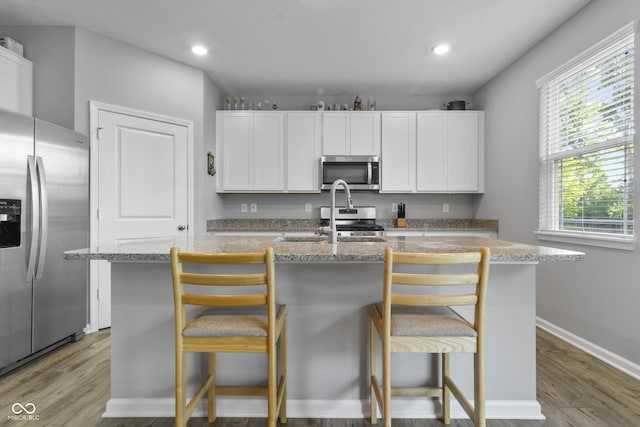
left=177, top=225, right=186, bottom=231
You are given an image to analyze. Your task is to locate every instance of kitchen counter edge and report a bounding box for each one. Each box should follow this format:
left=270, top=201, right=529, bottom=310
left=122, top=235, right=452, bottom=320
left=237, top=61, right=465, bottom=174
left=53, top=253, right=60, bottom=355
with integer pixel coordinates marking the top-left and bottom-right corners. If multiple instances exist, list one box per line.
left=64, top=235, right=583, bottom=264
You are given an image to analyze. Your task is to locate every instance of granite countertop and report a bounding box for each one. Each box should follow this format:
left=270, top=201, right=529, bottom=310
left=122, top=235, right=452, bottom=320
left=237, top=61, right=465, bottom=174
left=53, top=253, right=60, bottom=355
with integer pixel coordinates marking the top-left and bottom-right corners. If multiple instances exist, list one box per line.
left=206, top=218, right=499, bottom=233
left=65, top=234, right=583, bottom=264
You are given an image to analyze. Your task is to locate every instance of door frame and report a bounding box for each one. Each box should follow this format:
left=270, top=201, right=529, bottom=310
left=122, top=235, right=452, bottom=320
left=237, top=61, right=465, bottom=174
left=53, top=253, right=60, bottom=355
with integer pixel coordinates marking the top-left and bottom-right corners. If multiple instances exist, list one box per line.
left=88, top=101, right=194, bottom=333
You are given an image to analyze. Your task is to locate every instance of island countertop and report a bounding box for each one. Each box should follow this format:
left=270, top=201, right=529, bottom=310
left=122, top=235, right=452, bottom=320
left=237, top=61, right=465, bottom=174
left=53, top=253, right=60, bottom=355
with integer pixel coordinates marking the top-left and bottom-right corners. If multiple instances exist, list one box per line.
left=64, top=234, right=583, bottom=264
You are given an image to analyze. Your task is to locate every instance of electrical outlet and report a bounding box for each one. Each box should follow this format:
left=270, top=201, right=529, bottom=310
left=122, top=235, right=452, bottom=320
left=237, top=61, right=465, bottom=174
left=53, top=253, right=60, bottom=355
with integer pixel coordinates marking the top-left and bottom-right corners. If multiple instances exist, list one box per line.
left=305, top=202, right=312, bottom=212
left=250, top=202, right=257, bottom=213
left=442, top=203, right=449, bottom=213
left=241, top=203, right=247, bottom=213
left=391, top=203, right=398, bottom=212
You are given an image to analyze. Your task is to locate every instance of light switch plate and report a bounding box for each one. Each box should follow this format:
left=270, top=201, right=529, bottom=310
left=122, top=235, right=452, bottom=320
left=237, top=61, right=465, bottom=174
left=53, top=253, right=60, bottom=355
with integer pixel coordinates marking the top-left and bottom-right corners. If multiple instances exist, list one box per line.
left=250, top=203, right=257, bottom=213
left=241, top=203, right=247, bottom=213
left=305, top=203, right=312, bottom=212
left=442, top=203, right=449, bottom=213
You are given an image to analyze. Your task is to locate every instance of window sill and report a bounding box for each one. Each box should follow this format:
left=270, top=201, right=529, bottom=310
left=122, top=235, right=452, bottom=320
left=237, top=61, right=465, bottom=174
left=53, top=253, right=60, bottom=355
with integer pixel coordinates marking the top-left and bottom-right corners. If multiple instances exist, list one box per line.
left=535, top=230, right=636, bottom=251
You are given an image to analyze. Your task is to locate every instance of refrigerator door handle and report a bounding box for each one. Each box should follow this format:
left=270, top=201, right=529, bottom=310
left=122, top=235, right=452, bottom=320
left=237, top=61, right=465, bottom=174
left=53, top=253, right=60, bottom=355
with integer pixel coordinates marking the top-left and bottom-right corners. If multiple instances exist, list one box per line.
left=26, top=156, right=40, bottom=282
left=35, top=156, right=48, bottom=280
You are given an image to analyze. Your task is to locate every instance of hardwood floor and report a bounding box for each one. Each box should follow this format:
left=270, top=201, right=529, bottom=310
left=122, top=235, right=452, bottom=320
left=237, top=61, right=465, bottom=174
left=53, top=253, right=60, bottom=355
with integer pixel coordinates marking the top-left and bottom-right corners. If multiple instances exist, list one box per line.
left=1, top=328, right=638, bottom=427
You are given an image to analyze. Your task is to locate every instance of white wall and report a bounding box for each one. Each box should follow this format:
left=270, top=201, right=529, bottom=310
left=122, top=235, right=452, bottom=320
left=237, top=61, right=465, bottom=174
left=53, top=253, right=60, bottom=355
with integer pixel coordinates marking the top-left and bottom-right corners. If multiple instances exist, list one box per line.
left=203, top=71, right=225, bottom=220
left=224, top=94, right=473, bottom=112
left=219, top=193, right=476, bottom=220
left=74, top=28, right=223, bottom=233
left=473, top=0, right=640, bottom=367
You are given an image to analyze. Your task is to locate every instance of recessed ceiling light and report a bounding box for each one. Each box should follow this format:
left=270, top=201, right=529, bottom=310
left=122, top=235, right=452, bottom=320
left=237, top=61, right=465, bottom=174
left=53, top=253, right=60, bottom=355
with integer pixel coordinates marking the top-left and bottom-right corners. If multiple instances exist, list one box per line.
left=432, top=44, right=450, bottom=55
left=191, top=45, right=208, bottom=56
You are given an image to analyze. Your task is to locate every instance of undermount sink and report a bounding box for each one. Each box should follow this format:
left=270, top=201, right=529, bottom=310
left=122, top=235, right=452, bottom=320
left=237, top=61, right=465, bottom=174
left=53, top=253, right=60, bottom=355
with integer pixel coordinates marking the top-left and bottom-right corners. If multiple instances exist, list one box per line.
left=336, top=236, right=387, bottom=243
left=274, top=236, right=327, bottom=243
left=274, top=236, right=387, bottom=243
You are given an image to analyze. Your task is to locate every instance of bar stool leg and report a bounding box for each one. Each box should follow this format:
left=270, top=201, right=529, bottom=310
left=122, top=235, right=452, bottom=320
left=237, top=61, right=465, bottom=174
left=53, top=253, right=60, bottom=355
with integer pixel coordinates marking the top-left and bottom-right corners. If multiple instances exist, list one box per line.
left=474, top=351, right=486, bottom=427
left=280, top=321, right=288, bottom=424
left=383, top=341, right=391, bottom=427
left=370, top=317, right=378, bottom=424
left=442, top=352, right=451, bottom=425
left=208, top=352, right=216, bottom=423
left=175, top=349, right=186, bottom=427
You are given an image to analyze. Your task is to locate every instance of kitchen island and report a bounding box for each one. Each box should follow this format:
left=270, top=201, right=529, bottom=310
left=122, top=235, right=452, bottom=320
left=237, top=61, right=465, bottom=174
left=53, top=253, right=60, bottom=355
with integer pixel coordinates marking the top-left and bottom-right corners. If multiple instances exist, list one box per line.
left=66, top=235, right=583, bottom=420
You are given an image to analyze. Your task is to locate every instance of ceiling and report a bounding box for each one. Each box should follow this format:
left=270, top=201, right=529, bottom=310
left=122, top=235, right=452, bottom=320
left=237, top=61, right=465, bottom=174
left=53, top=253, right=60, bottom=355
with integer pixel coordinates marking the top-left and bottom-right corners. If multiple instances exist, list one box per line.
left=0, top=0, right=591, bottom=96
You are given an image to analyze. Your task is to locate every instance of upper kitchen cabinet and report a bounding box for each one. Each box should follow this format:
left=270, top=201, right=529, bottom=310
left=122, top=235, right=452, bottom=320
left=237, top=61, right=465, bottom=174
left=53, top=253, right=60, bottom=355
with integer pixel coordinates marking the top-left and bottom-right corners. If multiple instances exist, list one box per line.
left=381, top=110, right=484, bottom=193
left=287, top=112, right=321, bottom=192
left=0, top=47, right=32, bottom=116
left=380, top=112, right=416, bottom=192
left=216, top=111, right=285, bottom=192
left=322, top=112, right=380, bottom=156
left=416, top=111, right=484, bottom=193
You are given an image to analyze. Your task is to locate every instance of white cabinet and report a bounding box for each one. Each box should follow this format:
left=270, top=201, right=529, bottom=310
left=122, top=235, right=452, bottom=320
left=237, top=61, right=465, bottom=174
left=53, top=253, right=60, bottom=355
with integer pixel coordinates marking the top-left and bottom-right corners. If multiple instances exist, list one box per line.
left=287, top=112, right=321, bottom=192
left=217, top=111, right=320, bottom=193
left=0, top=47, right=32, bottom=116
left=253, top=112, right=285, bottom=191
left=416, top=111, right=484, bottom=193
left=380, top=112, right=416, bottom=192
left=219, top=112, right=252, bottom=191
left=381, top=110, right=484, bottom=193
left=322, top=112, right=380, bottom=155
left=217, top=111, right=285, bottom=192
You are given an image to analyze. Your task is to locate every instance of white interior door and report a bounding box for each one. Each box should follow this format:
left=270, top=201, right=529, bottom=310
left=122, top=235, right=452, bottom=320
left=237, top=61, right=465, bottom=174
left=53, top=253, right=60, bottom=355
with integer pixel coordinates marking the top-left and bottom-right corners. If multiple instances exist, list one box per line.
left=94, top=107, right=190, bottom=329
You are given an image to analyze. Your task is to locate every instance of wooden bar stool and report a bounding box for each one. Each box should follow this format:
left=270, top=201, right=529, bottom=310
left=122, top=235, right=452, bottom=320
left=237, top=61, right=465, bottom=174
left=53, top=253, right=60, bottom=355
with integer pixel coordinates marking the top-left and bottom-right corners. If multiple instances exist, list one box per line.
left=170, top=246, right=287, bottom=427
left=369, top=246, right=490, bottom=427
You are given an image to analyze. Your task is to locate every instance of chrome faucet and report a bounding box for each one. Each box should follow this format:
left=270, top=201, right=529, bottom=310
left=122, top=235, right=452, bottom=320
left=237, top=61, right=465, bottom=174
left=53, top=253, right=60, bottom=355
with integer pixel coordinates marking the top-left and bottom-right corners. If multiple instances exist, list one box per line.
left=317, top=179, right=354, bottom=243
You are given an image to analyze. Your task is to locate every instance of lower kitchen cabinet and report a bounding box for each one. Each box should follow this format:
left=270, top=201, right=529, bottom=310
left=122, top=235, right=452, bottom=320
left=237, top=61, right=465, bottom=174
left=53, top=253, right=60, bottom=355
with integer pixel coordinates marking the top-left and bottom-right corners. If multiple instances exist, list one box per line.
left=385, top=230, right=497, bottom=239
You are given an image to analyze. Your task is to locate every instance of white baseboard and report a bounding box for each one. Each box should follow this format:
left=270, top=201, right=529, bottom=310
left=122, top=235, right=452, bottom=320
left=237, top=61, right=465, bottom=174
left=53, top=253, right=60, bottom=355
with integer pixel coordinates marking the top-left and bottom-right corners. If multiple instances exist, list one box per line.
left=104, top=397, right=544, bottom=420
left=537, top=317, right=640, bottom=381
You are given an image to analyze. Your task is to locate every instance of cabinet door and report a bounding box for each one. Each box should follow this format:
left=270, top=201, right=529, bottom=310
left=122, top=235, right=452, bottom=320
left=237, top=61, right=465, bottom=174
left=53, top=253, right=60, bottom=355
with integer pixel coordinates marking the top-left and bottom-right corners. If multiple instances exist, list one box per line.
left=380, top=113, right=416, bottom=192
left=287, top=112, right=321, bottom=192
left=416, top=112, right=447, bottom=191
left=0, top=47, right=32, bottom=116
left=350, top=112, right=380, bottom=155
left=221, top=112, right=252, bottom=191
left=253, top=112, right=285, bottom=191
left=447, top=112, right=481, bottom=192
left=322, top=112, right=350, bottom=155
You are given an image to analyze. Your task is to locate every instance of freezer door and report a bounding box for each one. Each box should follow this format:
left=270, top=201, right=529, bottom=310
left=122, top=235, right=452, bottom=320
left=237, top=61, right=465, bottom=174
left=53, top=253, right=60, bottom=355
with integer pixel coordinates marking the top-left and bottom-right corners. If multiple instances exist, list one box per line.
left=33, top=119, right=88, bottom=352
left=0, top=110, right=34, bottom=369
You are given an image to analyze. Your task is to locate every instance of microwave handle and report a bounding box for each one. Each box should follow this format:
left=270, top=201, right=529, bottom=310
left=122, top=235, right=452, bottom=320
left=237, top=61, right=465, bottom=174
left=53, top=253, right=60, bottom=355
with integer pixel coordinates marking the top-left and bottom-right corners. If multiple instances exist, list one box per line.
left=367, top=162, right=372, bottom=185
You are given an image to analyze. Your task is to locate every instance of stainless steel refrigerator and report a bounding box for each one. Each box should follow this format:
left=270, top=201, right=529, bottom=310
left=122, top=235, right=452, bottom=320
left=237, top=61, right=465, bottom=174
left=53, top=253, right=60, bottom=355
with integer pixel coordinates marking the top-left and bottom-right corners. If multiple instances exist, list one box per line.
left=0, top=108, right=88, bottom=374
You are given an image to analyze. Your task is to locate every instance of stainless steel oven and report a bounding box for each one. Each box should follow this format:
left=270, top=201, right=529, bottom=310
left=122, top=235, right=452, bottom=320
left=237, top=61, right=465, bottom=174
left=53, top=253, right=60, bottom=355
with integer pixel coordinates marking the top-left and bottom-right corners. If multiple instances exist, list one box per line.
left=320, top=155, right=380, bottom=190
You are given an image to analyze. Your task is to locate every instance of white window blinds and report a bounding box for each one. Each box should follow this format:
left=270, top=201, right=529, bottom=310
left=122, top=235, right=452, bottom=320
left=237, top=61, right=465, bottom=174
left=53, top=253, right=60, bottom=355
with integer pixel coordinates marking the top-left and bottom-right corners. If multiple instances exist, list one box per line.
left=537, top=22, right=635, bottom=240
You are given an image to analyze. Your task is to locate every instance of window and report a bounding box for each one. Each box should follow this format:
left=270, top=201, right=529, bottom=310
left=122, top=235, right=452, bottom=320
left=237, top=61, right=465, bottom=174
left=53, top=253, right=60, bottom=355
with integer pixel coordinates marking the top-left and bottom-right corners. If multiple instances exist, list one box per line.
left=536, top=22, right=636, bottom=249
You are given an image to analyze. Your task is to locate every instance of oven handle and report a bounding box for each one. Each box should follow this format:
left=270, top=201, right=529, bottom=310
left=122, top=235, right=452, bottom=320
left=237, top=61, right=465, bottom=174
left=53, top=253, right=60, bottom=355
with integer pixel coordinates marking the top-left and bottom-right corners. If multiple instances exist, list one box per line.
left=367, top=162, right=372, bottom=185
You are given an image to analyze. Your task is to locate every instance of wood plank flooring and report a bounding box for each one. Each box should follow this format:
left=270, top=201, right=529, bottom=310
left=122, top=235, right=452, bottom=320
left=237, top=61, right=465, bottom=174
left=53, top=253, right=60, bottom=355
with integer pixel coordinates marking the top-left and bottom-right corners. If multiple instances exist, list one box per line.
left=1, top=328, right=638, bottom=426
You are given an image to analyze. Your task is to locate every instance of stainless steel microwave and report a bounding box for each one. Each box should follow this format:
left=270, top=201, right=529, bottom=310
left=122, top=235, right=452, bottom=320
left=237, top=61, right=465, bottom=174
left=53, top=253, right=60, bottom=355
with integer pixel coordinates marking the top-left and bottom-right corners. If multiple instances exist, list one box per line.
left=320, top=155, right=380, bottom=191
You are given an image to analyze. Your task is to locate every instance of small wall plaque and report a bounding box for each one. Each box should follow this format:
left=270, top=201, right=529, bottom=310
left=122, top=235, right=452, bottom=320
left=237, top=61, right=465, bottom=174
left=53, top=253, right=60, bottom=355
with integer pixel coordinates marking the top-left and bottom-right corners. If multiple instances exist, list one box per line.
left=207, top=151, right=216, bottom=176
